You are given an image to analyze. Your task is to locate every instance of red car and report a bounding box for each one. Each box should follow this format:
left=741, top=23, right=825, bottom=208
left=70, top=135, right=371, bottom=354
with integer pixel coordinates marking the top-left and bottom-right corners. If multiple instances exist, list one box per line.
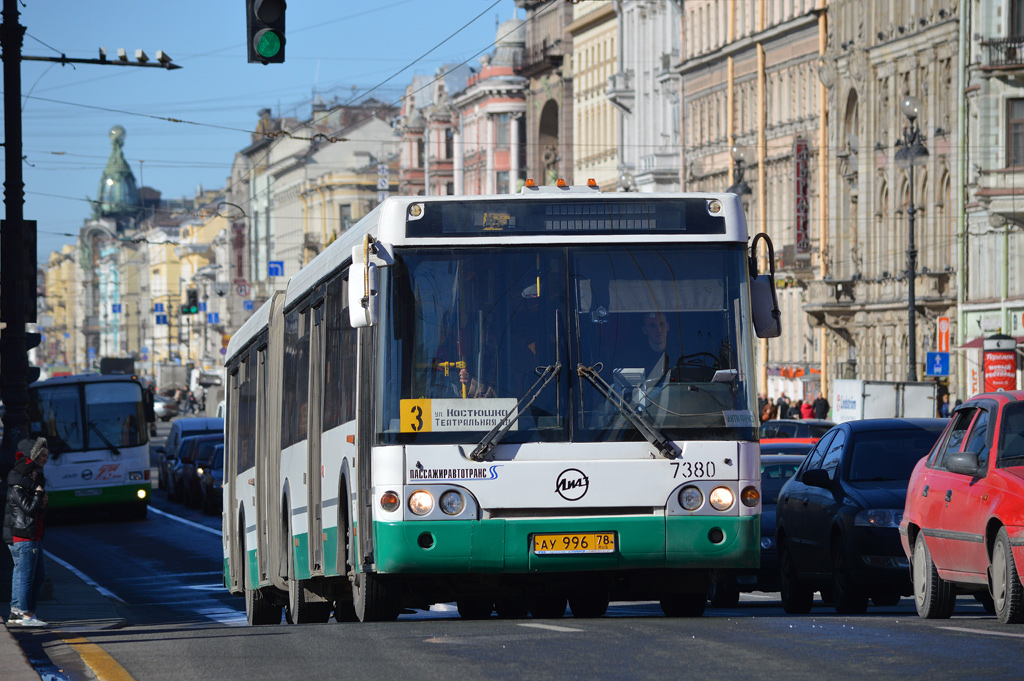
left=900, top=390, right=1024, bottom=624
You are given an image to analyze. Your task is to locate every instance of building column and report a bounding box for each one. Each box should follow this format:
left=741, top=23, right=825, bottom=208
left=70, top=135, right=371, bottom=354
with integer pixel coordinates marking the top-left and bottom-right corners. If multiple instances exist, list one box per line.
left=510, top=112, right=521, bottom=190
left=486, top=114, right=496, bottom=195
left=453, top=120, right=463, bottom=195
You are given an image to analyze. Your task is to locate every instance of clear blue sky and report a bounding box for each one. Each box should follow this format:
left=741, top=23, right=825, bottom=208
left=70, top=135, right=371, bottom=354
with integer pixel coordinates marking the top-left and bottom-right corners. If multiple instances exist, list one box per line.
left=4, top=0, right=519, bottom=261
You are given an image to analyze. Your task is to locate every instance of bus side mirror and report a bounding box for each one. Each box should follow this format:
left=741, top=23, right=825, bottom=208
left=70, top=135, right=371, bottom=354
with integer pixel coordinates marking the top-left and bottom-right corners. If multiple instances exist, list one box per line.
left=748, top=233, right=782, bottom=339
left=349, top=236, right=393, bottom=328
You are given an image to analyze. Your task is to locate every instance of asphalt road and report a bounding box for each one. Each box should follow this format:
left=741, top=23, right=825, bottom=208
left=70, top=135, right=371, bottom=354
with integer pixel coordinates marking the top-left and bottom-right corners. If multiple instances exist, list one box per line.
left=29, top=420, right=1024, bottom=680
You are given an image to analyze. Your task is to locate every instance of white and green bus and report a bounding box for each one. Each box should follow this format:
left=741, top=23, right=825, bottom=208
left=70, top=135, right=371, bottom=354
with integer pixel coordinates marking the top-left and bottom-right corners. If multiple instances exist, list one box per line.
left=223, top=186, right=782, bottom=624
left=27, top=373, right=155, bottom=519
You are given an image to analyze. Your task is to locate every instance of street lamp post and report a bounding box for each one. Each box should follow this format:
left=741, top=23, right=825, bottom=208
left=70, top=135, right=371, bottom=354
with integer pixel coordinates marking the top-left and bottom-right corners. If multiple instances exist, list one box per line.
left=727, top=144, right=752, bottom=197
left=895, top=95, right=929, bottom=382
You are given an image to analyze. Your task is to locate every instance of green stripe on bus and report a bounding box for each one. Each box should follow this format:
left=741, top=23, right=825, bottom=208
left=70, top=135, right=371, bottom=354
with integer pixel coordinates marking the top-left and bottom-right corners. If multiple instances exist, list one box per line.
left=292, top=533, right=310, bottom=579
left=373, top=515, right=760, bottom=574
left=47, top=484, right=152, bottom=509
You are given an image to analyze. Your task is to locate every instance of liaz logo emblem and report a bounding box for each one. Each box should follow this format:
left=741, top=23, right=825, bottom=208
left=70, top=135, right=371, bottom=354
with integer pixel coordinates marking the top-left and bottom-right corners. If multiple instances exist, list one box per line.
left=555, top=468, right=589, bottom=501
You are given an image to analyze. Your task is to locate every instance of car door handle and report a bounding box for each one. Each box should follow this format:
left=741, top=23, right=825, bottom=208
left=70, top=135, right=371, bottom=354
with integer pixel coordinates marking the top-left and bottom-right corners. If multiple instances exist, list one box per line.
left=945, top=489, right=952, bottom=502
left=922, top=485, right=929, bottom=497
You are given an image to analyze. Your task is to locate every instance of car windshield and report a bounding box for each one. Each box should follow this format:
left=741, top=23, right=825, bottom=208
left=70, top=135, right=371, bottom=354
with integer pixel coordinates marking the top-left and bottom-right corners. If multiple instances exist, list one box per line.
left=760, top=461, right=801, bottom=503
left=195, top=440, right=222, bottom=465
left=377, top=245, right=757, bottom=445
left=847, top=428, right=944, bottom=482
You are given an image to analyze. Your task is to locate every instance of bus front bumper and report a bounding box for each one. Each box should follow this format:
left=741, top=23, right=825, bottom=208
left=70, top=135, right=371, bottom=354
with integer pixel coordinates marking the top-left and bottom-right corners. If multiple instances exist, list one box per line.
left=47, top=483, right=152, bottom=509
left=373, top=515, right=759, bottom=574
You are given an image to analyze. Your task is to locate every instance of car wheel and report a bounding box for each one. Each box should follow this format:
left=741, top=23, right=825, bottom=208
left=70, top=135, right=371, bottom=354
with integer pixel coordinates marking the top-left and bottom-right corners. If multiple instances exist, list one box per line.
left=974, top=591, right=996, bottom=615
left=779, top=543, right=813, bottom=614
left=708, top=572, right=741, bottom=608
left=912, top=533, right=955, bottom=619
left=659, top=592, right=706, bottom=617
left=990, top=527, right=1024, bottom=624
left=568, top=592, right=610, bottom=618
left=870, top=588, right=902, bottom=607
left=831, top=542, right=868, bottom=614
left=529, top=594, right=567, bottom=619
left=456, top=597, right=494, bottom=620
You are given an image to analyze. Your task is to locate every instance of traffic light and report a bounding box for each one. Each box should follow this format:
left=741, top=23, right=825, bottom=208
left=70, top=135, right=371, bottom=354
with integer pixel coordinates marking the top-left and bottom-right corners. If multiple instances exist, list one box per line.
left=246, top=0, right=286, bottom=64
left=184, top=289, right=199, bottom=315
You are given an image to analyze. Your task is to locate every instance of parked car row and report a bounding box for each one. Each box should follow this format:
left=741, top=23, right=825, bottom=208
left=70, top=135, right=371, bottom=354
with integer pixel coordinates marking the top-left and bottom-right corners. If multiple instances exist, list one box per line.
left=715, top=399, right=1024, bottom=627
left=153, top=417, right=224, bottom=516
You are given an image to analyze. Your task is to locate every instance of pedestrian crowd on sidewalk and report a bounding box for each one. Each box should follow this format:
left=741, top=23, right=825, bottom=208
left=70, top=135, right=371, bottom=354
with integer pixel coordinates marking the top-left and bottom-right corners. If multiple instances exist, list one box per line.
left=758, top=391, right=830, bottom=422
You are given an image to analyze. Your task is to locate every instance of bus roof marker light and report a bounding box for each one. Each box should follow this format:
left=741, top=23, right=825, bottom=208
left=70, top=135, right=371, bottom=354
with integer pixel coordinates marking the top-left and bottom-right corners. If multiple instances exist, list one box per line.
left=525, top=178, right=537, bottom=188
left=587, top=178, right=599, bottom=189
left=556, top=179, right=568, bottom=188
left=708, top=199, right=723, bottom=214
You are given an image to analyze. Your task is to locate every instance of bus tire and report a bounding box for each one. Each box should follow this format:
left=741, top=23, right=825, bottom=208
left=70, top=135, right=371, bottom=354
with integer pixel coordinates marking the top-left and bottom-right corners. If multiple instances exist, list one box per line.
left=245, top=571, right=282, bottom=626
left=456, top=598, right=494, bottom=620
left=494, top=597, right=529, bottom=619
left=529, top=594, right=567, bottom=619
left=568, top=592, right=609, bottom=618
left=352, top=571, right=398, bottom=622
left=285, top=540, right=331, bottom=624
left=659, top=592, right=706, bottom=617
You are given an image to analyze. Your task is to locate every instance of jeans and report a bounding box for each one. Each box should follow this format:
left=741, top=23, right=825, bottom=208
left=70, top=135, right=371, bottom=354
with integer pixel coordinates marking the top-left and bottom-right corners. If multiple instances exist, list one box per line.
left=8, top=540, right=46, bottom=614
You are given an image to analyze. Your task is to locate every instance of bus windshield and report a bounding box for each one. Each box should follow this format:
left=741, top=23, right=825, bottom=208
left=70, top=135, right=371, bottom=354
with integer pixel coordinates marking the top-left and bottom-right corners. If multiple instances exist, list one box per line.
left=29, top=380, right=148, bottom=454
left=377, top=244, right=756, bottom=445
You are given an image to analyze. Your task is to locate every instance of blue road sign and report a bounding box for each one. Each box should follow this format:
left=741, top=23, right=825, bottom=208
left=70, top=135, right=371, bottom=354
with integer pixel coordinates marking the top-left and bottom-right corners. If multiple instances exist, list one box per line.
left=64, top=332, right=70, bottom=339
left=199, top=301, right=207, bottom=312
left=156, top=314, right=168, bottom=326
left=141, top=346, right=149, bottom=354
left=88, top=347, right=96, bottom=359
left=268, top=260, right=285, bottom=277
left=207, top=312, right=220, bottom=324
left=926, top=351, right=950, bottom=377
left=154, top=303, right=164, bottom=313
left=243, top=300, right=255, bottom=311
left=112, top=303, right=122, bottom=314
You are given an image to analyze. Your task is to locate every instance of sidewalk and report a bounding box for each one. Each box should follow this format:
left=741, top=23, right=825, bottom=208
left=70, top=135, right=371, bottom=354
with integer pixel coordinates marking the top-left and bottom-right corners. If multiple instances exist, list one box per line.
left=1, top=548, right=125, bottom=680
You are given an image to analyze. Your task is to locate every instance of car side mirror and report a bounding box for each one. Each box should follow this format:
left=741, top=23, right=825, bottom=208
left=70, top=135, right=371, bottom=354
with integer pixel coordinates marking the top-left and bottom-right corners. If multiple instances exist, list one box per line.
left=945, top=451, right=982, bottom=477
left=801, top=468, right=833, bottom=490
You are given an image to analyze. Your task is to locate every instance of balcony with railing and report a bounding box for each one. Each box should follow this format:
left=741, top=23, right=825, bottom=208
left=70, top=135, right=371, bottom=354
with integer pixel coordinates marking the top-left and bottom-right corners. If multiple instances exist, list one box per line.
left=982, top=36, right=1024, bottom=71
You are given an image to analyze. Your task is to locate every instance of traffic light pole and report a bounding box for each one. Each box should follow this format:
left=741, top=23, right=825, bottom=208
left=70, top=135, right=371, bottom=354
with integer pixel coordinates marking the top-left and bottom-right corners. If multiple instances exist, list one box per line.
left=1, top=0, right=32, bottom=473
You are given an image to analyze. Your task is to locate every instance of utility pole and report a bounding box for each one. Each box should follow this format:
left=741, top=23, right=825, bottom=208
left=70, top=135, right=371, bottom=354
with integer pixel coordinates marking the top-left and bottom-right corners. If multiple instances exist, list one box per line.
left=0, top=2, right=180, bottom=473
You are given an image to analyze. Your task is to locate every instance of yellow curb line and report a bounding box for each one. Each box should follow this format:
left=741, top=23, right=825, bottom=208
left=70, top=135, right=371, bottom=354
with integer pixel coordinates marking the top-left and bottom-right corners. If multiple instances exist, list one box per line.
left=60, top=635, right=135, bottom=681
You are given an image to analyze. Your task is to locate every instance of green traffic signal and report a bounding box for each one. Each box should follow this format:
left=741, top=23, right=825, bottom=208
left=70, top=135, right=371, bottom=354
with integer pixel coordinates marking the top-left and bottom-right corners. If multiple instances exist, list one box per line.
left=254, top=29, right=283, bottom=59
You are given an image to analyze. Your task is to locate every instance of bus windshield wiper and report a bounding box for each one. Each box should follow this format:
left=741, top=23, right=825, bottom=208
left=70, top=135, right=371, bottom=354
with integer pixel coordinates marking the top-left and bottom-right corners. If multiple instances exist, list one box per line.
left=87, top=421, right=121, bottom=456
left=468, top=362, right=561, bottom=462
left=577, top=363, right=680, bottom=460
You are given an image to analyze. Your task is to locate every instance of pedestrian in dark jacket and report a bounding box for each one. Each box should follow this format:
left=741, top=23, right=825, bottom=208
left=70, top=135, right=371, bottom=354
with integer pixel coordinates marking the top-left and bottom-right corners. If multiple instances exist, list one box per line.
left=812, top=391, right=830, bottom=420
left=3, top=437, right=50, bottom=627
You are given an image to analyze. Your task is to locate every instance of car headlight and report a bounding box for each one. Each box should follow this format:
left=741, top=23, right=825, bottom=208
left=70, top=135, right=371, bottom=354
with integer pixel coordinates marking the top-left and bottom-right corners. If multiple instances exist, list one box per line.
left=439, top=490, right=465, bottom=515
left=678, top=486, right=703, bottom=511
left=854, top=509, right=903, bottom=528
left=709, top=486, right=735, bottom=511
left=408, top=490, right=434, bottom=516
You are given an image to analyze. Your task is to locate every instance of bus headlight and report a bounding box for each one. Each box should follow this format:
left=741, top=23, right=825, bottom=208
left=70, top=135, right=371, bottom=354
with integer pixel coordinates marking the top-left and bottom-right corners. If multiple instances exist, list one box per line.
left=709, top=486, right=735, bottom=511
left=439, top=491, right=465, bottom=515
left=136, top=489, right=147, bottom=500
left=408, top=490, right=434, bottom=516
left=678, top=486, right=703, bottom=511
left=129, top=471, right=145, bottom=481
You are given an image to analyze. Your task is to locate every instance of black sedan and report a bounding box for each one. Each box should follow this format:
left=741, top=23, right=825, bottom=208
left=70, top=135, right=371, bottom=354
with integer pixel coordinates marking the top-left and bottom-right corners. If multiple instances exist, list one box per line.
left=775, top=418, right=946, bottom=614
left=198, top=444, right=224, bottom=515
left=709, top=453, right=806, bottom=607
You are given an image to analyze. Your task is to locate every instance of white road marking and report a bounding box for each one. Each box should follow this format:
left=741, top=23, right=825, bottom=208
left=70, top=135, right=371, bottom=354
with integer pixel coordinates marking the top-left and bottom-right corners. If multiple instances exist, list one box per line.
left=518, top=623, right=584, bottom=632
left=149, top=505, right=221, bottom=536
left=938, top=626, right=1024, bottom=639
left=44, top=551, right=126, bottom=604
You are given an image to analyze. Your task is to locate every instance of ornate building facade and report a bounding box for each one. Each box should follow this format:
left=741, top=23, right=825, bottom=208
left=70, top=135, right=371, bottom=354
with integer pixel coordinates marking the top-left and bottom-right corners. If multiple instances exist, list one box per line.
left=808, top=0, right=960, bottom=396
left=567, top=0, right=618, bottom=188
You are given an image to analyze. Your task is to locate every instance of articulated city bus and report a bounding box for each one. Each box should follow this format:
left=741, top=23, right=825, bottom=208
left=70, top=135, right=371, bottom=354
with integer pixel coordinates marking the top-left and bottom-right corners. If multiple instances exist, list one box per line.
left=223, top=185, right=782, bottom=624
left=27, top=373, right=155, bottom=519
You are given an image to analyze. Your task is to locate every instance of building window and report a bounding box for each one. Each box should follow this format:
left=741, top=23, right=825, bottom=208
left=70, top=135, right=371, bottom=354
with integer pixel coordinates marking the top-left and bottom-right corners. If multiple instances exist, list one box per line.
left=1014, top=0, right=1024, bottom=37
left=446, top=182, right=455, bottom=195
left=417, top=139, right=425, bottom=168
left=445, top=129, right=454, bottom=159
left=1009, top=99, right=1024, bottom=167
left=497, top=171, right=510, bottom=194
left=339, top=204, right=353, bottom=232
left=496, top=113, right=511, bottom=149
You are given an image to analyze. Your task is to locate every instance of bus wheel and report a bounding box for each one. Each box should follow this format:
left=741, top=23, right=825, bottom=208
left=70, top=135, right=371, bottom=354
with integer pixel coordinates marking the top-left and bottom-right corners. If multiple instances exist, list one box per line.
left=659, top=592, right=706, bottom=617
left=352, top=571, right=398, bottom=622
left=529, top=595, right=567, bottom=619
left=245, top=573, right=282, bottom=626
left=494, top=597, right=529, bottom=619
left=456, top=597, right=494, bottom=620
left=285, top=541, right=331, bottom=624
left=568, top=592, right=609, bottom=618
